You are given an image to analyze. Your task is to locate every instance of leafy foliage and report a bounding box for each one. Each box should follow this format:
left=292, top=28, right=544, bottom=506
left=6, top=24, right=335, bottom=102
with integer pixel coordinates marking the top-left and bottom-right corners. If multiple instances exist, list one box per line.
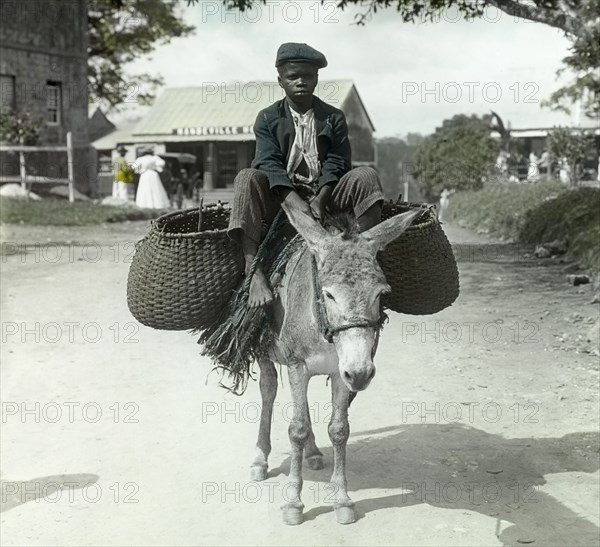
left=88, top=0, right=195, bottom=109
left=413, top=114, right=499, bottom=198
left=542, top=5, right=600, bottom=118
left=519, top=187, right=600, bottom=268
left=0, top=108, right=42, bottom=145
left=547, top=127, right=596, bottom=185
left=446, top=182, right=600, bottom=268
left=446, top=181, right=564, bottom=239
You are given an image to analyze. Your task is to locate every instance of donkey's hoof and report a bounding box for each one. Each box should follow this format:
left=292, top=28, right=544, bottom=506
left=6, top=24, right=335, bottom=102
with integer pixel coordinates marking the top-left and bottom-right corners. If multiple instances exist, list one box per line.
left=282, top=503, right=304, bottom=525
left=250, top=465, right=268, bottom=482
left=334, top=504, right=356, bottom=525
left=306, top=454, right=324, bottom=470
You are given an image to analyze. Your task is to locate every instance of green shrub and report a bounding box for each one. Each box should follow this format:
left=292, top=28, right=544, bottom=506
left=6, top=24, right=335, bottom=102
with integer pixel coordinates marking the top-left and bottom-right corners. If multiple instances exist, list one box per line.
left=446, top=181, right=563, bottom=239
left=520, top=187, right=600, bottom=269
left=0, top=108, right=42, bottom=145
left=447, top=183, right=600, bottom=269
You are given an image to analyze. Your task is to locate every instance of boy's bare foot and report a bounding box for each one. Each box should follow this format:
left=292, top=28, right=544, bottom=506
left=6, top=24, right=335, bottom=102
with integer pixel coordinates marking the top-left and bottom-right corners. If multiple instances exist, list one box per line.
left=248, top=268, right=274, bottom=308
left=236, top=231, right=274, bottom=308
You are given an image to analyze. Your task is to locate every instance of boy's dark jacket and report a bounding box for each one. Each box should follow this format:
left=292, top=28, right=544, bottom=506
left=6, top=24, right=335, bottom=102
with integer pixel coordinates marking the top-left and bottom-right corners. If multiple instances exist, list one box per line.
left=251, top=95, right=352, bottom=191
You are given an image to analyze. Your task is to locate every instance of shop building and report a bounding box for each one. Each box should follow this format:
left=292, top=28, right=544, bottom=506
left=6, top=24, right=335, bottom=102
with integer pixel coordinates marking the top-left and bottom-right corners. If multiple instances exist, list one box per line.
left=92, top=80, right=376, bottom=197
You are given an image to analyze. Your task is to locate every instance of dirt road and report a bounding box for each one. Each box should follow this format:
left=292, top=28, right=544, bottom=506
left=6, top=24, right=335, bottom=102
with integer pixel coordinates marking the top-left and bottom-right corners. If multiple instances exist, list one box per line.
left=1, top=219, right=598, bottom=546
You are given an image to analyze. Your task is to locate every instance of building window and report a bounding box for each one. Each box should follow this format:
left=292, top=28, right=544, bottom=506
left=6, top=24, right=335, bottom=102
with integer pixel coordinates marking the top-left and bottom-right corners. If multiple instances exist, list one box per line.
left=46, top=81, right=62, bottom=124
left=0, top=74, right=16, bottom=110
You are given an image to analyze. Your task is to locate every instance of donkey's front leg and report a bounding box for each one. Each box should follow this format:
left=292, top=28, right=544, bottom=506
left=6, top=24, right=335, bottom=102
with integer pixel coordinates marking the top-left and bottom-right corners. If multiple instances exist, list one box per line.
left=305, top=402, right=324, bottom=470
left=251, top=358, right=278, bottom=481
left=282, top=361, right=310, bottom=525
left=328, top=372, right=355, bottom=524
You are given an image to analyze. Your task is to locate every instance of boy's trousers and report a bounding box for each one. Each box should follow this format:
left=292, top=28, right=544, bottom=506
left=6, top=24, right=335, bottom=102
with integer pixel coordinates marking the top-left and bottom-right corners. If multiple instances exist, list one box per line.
left=227, top=166, right=384, bottom=243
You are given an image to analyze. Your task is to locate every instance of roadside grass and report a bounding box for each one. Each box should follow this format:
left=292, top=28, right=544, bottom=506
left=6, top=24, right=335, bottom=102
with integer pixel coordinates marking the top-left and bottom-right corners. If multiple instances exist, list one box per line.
left=0, top=197, right=165, bottom=225
left=446, top=181, right=564, bottom=239
left=447, top=182, right=600, bottom=269
left=519, top=187, right=600, bottom=270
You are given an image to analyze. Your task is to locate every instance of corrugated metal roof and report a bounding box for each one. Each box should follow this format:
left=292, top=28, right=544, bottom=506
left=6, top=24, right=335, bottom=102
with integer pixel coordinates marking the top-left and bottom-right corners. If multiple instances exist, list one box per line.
left=131, top=80, right=356, bottom=136
left=509, top=126, right=600, bottom=138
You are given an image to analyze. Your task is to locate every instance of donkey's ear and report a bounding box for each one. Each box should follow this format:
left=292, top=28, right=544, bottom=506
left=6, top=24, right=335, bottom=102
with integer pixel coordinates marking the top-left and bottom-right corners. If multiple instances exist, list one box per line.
left=361, top=208, right=422, bottom=252
left=281, top=201, right=330, bottom=254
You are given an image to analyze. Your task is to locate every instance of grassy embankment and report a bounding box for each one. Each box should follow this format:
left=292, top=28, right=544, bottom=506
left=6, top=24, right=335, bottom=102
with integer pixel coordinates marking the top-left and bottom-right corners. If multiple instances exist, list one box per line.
left=0, top=197, right=164, bottom=225
left=447, top=182, right=600, bottom=269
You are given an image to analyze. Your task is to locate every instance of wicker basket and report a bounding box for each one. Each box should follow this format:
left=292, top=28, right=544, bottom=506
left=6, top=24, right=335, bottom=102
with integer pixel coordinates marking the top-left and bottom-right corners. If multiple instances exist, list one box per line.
left=379, top=201, right=459, bottom=315
left=128, top=201, right=459, bottom=331
left=127, top=206, right=244, bottom=331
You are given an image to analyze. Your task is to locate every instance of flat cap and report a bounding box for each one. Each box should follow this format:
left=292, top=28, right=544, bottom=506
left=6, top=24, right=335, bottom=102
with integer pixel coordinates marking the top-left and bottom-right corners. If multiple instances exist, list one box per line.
left=275, top=42, right=327, bottom=69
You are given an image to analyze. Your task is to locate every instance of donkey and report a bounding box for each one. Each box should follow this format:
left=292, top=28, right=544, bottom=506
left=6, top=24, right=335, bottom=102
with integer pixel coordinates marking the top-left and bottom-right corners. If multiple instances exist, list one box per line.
left=250, top=202, right=421, bottom=525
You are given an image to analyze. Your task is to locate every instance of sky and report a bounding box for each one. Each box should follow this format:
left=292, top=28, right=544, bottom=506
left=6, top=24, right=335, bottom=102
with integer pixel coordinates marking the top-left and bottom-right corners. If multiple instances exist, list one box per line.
left=118, top=0, right=582, bottom=138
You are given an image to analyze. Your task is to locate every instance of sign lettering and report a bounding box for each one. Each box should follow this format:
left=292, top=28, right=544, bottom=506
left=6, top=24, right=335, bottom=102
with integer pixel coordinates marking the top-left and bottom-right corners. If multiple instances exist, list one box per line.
left=172, top=125, right=254, bottom=136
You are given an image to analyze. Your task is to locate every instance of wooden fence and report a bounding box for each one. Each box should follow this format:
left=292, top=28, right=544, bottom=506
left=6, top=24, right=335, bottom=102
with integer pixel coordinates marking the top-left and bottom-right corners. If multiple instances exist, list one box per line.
left=0, top=132, right=75, bottom=202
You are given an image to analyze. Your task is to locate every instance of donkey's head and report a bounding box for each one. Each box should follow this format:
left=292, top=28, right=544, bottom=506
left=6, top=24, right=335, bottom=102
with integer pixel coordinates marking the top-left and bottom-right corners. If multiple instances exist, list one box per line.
left=282, top=203, right=421, bottom=392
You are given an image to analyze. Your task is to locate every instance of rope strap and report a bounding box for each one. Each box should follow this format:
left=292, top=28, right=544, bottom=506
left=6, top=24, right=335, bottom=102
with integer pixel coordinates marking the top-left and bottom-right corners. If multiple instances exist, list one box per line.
left=311, top=254, right=384, bottom=343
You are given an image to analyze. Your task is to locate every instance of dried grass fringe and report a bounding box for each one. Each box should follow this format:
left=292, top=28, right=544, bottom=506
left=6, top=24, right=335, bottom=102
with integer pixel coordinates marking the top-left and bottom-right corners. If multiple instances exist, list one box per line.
left=196, top=212, right=303, bottom=395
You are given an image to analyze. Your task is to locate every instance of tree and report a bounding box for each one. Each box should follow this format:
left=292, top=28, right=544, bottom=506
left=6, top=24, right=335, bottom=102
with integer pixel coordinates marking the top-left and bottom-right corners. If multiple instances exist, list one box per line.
left=413, top=114, right=499, bottom=198
left=88, top=0, right=195, bottom=110
left=217, top=0, right=599, bottom=117
left=547, top=127, right=596, bottom=186
left=541, top=6, right=600, bottom=118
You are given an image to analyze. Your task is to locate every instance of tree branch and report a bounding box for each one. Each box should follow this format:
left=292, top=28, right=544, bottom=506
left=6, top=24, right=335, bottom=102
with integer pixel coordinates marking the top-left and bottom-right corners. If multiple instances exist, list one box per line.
left=488, top=0, right=586, bottom=38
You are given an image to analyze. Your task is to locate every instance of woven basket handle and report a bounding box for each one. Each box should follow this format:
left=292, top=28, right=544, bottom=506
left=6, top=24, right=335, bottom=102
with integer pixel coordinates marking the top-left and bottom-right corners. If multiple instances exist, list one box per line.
left=197, top=198, right=204, bottom=232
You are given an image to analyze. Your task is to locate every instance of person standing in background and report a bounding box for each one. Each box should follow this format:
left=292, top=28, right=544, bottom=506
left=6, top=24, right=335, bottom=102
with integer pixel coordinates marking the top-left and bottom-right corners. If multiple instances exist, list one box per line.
left=559, top=157, right=571, bottom=185
left=495, top=150, right=509, bottom=178
left=539, top=150, right=550, bottom=178
left=527, top=152, right=540, bottom=182
left=133, top=147, right=170, bottom=209
left=113, top=145, right=135, bottom=201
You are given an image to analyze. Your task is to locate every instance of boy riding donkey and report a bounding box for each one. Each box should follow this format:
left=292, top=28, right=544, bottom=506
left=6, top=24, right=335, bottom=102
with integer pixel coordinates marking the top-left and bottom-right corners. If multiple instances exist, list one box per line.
left=228, top=43, right=385, bottom=307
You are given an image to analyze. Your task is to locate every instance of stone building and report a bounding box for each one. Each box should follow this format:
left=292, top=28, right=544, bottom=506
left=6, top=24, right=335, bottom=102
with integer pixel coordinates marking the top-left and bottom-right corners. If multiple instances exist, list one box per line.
left=0, top=0, right=91, bottom=192
left=92, top=80, right=376, bottom=198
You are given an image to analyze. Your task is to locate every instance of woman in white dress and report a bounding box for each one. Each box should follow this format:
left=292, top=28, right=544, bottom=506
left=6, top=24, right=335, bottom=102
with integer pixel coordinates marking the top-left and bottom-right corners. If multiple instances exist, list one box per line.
left=133, top=148, right=170, bottom=209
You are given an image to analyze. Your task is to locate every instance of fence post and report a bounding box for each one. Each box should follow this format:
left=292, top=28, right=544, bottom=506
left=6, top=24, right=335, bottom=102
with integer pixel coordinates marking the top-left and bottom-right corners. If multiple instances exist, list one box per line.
left=19, top=147, right=27, bottom=195
left=66, top=131, right=74, bottom=203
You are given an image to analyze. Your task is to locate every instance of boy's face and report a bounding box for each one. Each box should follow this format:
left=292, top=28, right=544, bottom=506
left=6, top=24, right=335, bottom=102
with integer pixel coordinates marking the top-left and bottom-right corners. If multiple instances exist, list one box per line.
left=277, top=62, right=318, bottom=103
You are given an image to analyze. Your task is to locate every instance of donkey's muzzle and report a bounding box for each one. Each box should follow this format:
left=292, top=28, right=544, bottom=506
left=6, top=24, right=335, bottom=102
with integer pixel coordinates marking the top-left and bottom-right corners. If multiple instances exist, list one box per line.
left=343, top=366, right=376, bottom=391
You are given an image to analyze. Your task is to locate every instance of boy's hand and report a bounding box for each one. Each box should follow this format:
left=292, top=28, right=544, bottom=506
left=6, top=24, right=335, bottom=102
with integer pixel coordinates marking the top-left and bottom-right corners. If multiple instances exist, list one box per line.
left=309, top=184, right=333, bottom=222
left=309, top=194, right=327, bottom=222
left=282, top=188, right=312, bottom=217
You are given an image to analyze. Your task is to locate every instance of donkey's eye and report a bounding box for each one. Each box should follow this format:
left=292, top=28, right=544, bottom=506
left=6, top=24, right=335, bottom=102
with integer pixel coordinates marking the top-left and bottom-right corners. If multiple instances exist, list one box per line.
left=323, top=290, right=336, bottom=302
